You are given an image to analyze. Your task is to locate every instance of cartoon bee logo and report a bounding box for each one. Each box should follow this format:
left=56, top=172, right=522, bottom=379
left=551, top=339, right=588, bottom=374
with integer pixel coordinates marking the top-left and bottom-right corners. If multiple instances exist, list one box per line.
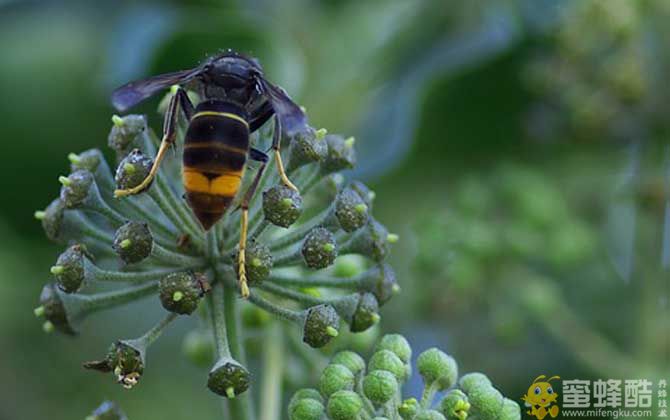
left=522, top=375, right=560, bottom=419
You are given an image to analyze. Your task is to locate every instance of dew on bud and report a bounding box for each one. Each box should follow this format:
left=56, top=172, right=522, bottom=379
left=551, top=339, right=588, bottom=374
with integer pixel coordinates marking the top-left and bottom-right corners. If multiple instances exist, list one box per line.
left=263, top=185, right=303, bottom=228
left=302, top=227, right=338, bottom=269
left=53, top=244, right=86, bottom=293
left=113, top=221, right=153, bottom=264
left=59, top=170, right=94, bottom=208
left=115, top=149, right=153, bottom=192
left=158, top=272, right=209, bottom=315
left=322, top=134, right=357, bottom=173
left=108, top=115, right=147, bottom=154
left=207, top=357, right=250, bottom=398
left=335, top=187, right=370, bottom=232
left=302, top=304, right=340, bottom=348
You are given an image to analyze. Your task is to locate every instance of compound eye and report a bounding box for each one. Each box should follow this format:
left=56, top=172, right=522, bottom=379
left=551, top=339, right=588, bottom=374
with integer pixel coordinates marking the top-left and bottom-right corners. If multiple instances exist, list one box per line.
left=534, top=386, right=541, bottom=395
left=547, top=387, right=553, bottom=394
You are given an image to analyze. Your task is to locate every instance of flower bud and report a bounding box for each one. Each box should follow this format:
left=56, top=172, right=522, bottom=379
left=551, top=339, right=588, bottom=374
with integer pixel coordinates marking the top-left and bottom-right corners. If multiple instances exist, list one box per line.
left=207, top=357, right=250, bottom=398
left=289, top=388, right=324, bottom=408
left=302, top=227, right=338, bottom=269
left=350, top=292, right=380, bottom=333
left=458, top=372, right=492, bottom=394
left=115, top=149, right=153, bottom=192
left=158, top=271, right=209, bottom=315
left=52, top=244, right=86, bottom=293
left=286, top=126, right=328, bottom=172
left=234, top=241, right=273, bottom=286
left=113, top=221, right=153, bottom=264
left=368, top=349, right=406, bottom=382
left=70, top=149, right=102, bottom=173
left=319, top=363, right=355, bottom=397
left=302, top=304, right=340, bottom=348
left=37, top=283, right=75, bottom=335
left=363, top=263, right=399, bottom=305
left=375, top=334, right=412, bottom=364
left=334, top=187, right=370, bottom=232
left=182, top=329, right=215, bottom=368
left=326, top=390, right=363, bottom=420
left=414, top=410, right=447, bottom=420
left=417, top=348, right=458, bottom=391
left=39, top=199, right=66, bottom=241
left=84, top=340, right=145, bottom=389
left=439, top=389, right=470, bottom=420
left=86, top=401, right=128, bottom=420
left=288, top=398, right=325, bottom=420
left=498, top=398, right=521, bottom=420
left=262, top=185, right=303, bottom=227
left=344, top=218, right=391, bottom=262
left=108, top=115, right=147, bottom=154
left=330, top=351, right=366, bottom=376
left=399, top=398, right=419, bottom=419
left=466, top=383, right=504, bottom=420
left=59, top=170, right=94, bottom=208
left=322, top=135, right=356, bottom=173
left=350, top=181, right=375, bottom=208
left=363, top=370, right=398, bottom=405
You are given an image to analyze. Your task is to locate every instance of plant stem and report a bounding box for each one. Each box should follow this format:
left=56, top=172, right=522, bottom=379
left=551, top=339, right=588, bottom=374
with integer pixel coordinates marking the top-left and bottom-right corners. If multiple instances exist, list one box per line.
left=86, top=261, right=203, bottom=283
left=420, top=381, right=438, bottom=409
left=260, top=322, right=283, bottom=420
left=223, top=284, right=253, bottom=420
left=247, top=291, right=304, bottom=323
left=209, top=284, right=231, bottom=358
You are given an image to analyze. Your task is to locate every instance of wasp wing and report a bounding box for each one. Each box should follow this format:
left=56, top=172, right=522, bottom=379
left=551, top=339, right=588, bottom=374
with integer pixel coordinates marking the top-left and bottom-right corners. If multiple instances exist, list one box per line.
left=111, top=68, right=201, bottom=111
left=257, top=77, right=308, bottom=136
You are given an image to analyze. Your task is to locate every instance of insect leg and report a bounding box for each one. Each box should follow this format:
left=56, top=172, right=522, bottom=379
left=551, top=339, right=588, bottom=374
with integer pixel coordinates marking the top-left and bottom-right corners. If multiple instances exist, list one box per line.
left=237, top=148, right=269, bottom=298
left=270, top=115, right=299, bottom=192
left=114, top=87, right=194, bottom=197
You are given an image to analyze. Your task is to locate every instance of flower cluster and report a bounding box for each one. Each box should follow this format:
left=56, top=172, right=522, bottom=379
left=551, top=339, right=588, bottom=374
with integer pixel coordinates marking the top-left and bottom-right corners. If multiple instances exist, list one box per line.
left=288, top=333, right=520, bottom=420
left=33, top=98, right=398, bottom=397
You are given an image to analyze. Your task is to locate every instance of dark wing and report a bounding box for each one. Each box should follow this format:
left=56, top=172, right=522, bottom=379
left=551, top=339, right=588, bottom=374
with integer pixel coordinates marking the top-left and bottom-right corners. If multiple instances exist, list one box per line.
left=111, top=68, right=201, bottom=111
left=256, top=77, right=308, bottom=136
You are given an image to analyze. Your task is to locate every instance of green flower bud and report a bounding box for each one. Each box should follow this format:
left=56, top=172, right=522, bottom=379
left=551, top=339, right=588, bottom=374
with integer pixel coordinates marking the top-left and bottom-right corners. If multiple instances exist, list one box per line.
left=319, top=363, right=355, bottom=397
left=52, top=244, right=86, bottom=293
left=288, top=398, right=325, bottom=420
left=344, top=218, right=391, bottom=262
left=350, top=292, right=380, bottom=333
left=467, top=384, right=504, bottom=420
left=360, top=262, right=398, bottom=305
left=334, top=187, right=370, bottom=232
left=182, top=329, right=215, bottom=368
left=115, top=149, right=153, bottom=192
left=290, top=388, right=324, bottom=408
left=234, top=241, right=273, bottom=286
left=375, top=333, right=412, bottom=364
left=86, top=401, right=128, bottom=420
left=39, top=198, right=66, bottom=241
left=302, top=227, right=338, bottom=269
left=302, top=304, right=340, bottom=348
left=458, top=373, right=492, bottom=394
left=113, top=221, right=153, bottom=264
left=158, top=271, right=209, bottom=315
left=332, top=254, right=366, bottom=278
left=330, top=351, right=366, bottom=376
left=415, top=410, right=447, bottom=420
left=286, top=126, right=328, bottom=172
left=38, top=283, right=75, bottom=335
left=368, top=349, right=406, bottom=382
left=417, top=348, right=458, bottom=391
left=498, top=398, right=521, bottom=420
left=399, top=398, right=419, bottom=419
left=326, top=390, right=363, bottom=420
left=59, top=170, right=94, bottom=208
left=363, top=370, right=398, bottom=405
left=439, top=389, right=470, bottom=420
left=322, top=135, right=356, bottom=173
left=263, top=185, right=303, bottom=227
left=108, top=115, right=147, bottom=154
left=207, top=357, right=250, bottom=398
left=70, top=149, right=102, bottom=173
left=84, top=340, right=145, bottom=389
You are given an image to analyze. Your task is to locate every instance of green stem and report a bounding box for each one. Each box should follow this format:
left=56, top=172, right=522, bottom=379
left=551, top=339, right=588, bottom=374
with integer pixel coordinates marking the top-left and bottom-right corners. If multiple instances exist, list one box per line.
left=420, top=381, right=439, bottom=409
left=259, top=322, right=283, bottom=420
left=129, top=312, right=178, bottom=349
left=223, top=284, right=253, bottom=420
left=268, top=206, right=332, bottom=252
left=64, top=282, right=159, bottom=325
left=150, top=243, right=204, bottom=267
left=86, top=260, right=203, bottom=283
left=247, top=290, right=304, bottom=323
left=209, top=284, right=231, bottom=358
left=268, top=272, right=360, bottom=288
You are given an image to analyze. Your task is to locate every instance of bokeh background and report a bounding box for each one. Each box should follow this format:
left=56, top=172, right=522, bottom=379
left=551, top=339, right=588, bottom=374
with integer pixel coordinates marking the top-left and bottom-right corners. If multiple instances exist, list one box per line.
left=1, top=0, right=668, bottom=419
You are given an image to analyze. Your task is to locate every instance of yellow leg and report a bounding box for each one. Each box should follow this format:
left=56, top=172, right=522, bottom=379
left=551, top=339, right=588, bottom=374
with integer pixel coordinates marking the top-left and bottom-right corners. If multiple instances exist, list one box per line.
left=114, top=134, right=171, bottom=197
left=274, top=149, right=298, bottom=192
left=238, top=209, right=250, bottom=298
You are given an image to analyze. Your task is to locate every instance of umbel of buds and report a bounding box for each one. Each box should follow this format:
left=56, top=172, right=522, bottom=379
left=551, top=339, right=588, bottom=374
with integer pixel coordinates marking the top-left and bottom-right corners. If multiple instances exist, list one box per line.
left=34, top=108, right=398, bottom=411
left=288, top=334, right=521, bottom=420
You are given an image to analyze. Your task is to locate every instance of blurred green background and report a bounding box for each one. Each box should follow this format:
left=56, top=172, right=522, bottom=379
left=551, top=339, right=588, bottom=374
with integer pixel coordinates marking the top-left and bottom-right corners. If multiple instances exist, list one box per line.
left=1, top=0, right=668, bottom=419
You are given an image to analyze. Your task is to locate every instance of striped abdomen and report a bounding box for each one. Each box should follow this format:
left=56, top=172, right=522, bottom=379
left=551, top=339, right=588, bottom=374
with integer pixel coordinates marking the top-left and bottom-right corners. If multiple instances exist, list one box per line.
left=183, top=100, right=249, bottom=230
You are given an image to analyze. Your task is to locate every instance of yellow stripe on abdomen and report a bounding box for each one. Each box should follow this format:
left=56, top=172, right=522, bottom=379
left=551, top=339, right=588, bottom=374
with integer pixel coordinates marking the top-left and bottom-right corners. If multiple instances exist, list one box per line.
left=183, top=168, right=244, bottom=196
